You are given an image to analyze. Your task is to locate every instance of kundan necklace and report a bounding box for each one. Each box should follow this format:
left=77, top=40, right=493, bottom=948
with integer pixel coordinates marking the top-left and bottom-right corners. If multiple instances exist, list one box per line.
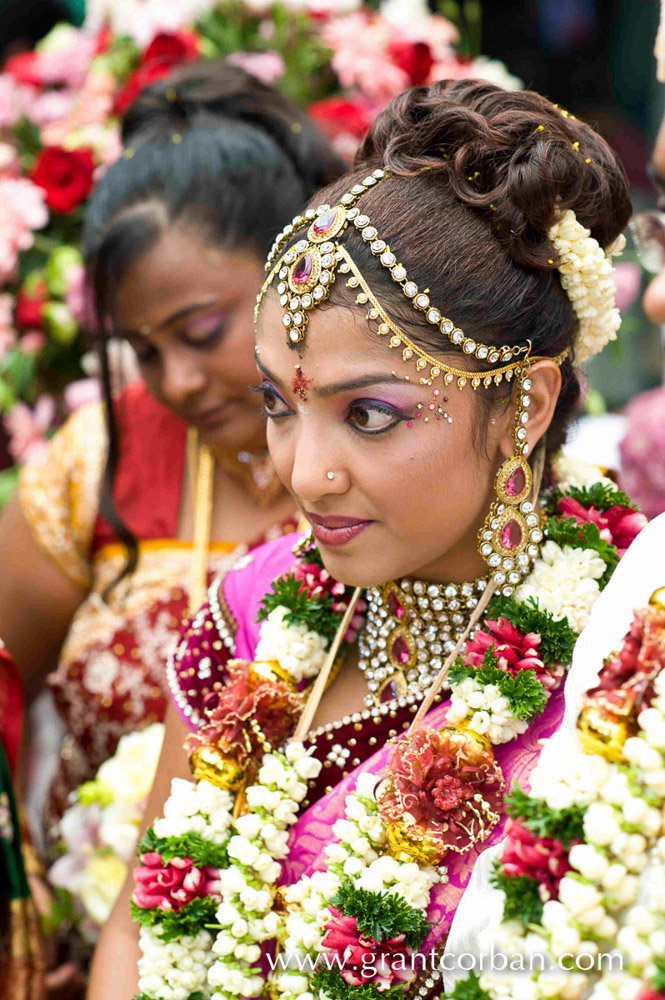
left=359, top=576, right=490, bottom=706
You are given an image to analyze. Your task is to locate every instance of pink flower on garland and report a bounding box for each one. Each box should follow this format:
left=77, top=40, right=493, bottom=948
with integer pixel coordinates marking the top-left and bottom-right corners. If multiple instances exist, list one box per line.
left=464, top=617, right=563, bottom=691
left=320, top=909, right=416, bottom=990
left=500, top=820, right=572, bottom=900
left=293, top=560, right=365, bottom=641
left=132, top=851, right=220, bottom=912
left=557, top=497, right=646, bottom=556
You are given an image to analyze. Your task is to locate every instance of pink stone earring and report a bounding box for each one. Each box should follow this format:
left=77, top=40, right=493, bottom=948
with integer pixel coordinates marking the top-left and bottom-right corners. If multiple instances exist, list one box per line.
left=477, top=367, right=543, bottom=596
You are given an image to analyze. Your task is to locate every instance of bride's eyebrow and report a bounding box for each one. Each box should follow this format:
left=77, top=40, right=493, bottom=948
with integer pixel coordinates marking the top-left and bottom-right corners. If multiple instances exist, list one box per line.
left=255, top=357, right=408, bottom=398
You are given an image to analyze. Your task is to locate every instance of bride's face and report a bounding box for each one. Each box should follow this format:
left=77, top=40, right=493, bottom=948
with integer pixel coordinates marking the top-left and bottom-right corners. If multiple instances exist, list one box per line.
left=256, top=297, right=559, bottom=588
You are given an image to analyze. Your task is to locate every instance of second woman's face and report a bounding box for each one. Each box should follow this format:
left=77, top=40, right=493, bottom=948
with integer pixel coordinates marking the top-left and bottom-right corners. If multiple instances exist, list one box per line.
left=256, top=296, right=506, bottom=589
left=114, top=227, right=267, bottom=454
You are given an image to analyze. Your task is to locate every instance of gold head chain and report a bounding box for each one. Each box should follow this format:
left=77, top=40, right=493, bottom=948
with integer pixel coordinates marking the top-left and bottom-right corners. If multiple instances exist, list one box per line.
left=254, top=167, right=569, bottom=393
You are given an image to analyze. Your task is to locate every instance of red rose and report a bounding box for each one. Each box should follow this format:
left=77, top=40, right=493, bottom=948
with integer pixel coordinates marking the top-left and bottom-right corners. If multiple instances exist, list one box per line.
left=321, top=910, right=416, bottom=990
left=132, top=851, right=221, bottom=912
left=4, top=52, right=42, bottom=88
left=113, top=62, right=173, bottom=116
left=308, top=97, right=372, bottom=141
left=557, top=496, right=647, bottom=556
left=500, top=820, right=572, bottom=899
left=15, top=279, right=48, bottom=329
left=464, top=616, right=563, bottom=691
left=142, top=30, right=200, bottom=67
left=31, top=147, right=95, bottom=215
left=387, top=40, right=434, bottom=85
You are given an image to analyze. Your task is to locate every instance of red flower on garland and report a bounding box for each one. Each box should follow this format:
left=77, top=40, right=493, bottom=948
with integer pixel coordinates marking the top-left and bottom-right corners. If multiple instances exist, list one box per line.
left=557, top=496, right=646, bottom=557
left=293, top=559, right=365, bottom=640
left=464, top=617, right=563, bottom=691
left=387, top=40, right=434, bottom=85
left=320, top=909, right=416, bottom=990
left=185, top=659, right=302, bottom=766
left=636, top=989, right=665, bottom=1000
left=31, top=147, right=95, bottom=214
left=500, top=820, right=572, bottom=900
left=132, top=851, right=221, bottom=911
left=4, top=52, right=42, bottom=88
left=378, top=727, right=504, bottom=858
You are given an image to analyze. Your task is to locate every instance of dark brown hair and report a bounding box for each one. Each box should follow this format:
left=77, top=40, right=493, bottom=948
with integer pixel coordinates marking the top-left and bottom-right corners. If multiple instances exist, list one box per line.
left=299, top=79, right=632, bottom=454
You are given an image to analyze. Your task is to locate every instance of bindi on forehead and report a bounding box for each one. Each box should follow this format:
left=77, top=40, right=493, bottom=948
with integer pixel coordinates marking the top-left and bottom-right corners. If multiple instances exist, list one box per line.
left=292, top=365, right=313, bottom=401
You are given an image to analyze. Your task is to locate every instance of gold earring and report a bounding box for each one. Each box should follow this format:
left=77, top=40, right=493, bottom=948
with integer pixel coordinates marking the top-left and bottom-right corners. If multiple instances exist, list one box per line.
left=477, top=366, right=543, bottom=596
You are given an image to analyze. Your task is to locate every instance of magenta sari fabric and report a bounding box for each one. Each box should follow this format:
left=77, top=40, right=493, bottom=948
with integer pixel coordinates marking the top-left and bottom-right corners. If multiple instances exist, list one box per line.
left=211, top=533, right=566, bottom=949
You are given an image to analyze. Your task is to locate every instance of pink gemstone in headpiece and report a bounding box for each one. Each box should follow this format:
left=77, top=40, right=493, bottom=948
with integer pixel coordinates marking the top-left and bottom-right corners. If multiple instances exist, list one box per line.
left=505, top=466, right=526, bottom=497
left=380, top=678, right=400, bottom=703
left=501, top=518, right=523, bottom=550
left=386, top=591, right=405, bottom=620
left=391, top=634, right=410, bottom=665
left=292, top=253, right=314, bottom=285
left=312, top=208, right=338, bottom=236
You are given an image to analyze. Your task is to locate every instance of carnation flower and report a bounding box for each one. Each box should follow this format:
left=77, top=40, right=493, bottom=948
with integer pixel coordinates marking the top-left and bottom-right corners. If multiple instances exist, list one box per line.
left=464, top=616, right=563, bottom=691
left=227, top=50, right=286, bottom=85
left=133, top=851, right=221, bottom=911
left=0, top=176, right=48, bottom=283
left=320, top=909, right=416, bottom=990
left=186, top=659, right=302, bottom=766
left=377, top=726, right=504, bottom=859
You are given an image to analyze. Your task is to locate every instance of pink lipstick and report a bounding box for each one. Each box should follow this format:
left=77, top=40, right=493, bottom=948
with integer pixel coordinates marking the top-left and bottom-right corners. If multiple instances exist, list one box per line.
left=307, top=512, right=373, bottom=547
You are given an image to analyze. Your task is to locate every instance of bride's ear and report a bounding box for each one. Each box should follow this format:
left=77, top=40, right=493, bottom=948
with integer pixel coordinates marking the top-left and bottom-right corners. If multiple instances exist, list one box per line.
left=496, top=359, right=562, bottom=461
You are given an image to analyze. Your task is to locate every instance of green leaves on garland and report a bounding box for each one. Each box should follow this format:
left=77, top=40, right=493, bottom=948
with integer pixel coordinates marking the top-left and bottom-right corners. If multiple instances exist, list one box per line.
left=257, top=572, right=342, bottom=642
left=310, top=968, right=407, bottom=1000
left=330, top=879, right=431, bottom=950
left=544, top=482, right=634, bottom=516
left=489, top=867, right=544, bottom=925
left=137, top=827, right=229, bottom=869
left=545, top=516, right=618, bottom=588
left=505, top=786, right=586, bottom=847
left=446, top=972, right=493, bottom=999
left=485, top=595, right=576, bottom=668
left=450, top=650, right=548, bottom=722
left=130, top=896, right=219, bottom=943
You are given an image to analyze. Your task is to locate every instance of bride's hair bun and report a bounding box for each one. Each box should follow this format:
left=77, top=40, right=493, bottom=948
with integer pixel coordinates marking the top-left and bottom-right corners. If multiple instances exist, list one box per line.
left=357, top=79, right=631, bottom=269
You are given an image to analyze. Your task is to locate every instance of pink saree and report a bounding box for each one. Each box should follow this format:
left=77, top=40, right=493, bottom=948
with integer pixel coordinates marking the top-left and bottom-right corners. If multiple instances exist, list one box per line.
left=172, top=532, right=565, bottom=955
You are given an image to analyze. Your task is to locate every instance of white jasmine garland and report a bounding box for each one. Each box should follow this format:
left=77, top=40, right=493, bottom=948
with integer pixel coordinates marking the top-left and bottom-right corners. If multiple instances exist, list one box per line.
left=447, top=677, right=530, bottom=744
left=254, top=606, right=328, bottom=681
left=515, top=540, right=606, bottom=633
left=548, top=210, right=625, bottom=364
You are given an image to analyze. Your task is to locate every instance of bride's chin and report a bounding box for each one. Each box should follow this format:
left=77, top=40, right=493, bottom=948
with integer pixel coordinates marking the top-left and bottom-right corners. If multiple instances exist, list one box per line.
left=317, top=546, right=393, bottom=591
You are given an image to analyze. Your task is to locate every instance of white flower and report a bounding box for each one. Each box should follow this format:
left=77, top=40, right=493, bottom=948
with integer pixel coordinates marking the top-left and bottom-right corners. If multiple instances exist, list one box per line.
left=569, top=843, right=609, bottom=882
left=552, top=453, right=614, bottom=491
left=584, top=803, right=622, bottom=846
left=254, top=606, right=328, bottom=681
left=226, top=836, right=260, bottom=867
left=516, top=541, right=605, bottom=632
left=97, top=723, right=164, bottom=805
left=548, top=209, right=623, bottom=363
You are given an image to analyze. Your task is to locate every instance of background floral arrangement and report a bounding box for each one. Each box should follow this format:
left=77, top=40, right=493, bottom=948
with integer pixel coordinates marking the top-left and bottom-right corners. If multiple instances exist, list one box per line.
left=0, top=0, right=520, bottom=500
left=48, top=722, right=164, bottom=935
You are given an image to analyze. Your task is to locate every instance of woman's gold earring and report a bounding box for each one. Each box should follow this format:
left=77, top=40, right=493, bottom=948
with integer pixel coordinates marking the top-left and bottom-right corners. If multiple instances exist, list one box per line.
left=477, top=367, right=543, bottom=596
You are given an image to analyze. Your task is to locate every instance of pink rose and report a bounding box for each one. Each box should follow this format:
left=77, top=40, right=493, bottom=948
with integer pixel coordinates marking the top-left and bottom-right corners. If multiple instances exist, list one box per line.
left=557, top=496, right=646, bottom=556
left=132, top=851, right=221, bottom=912
left=4, top=395, right=55, bottom=464
left=226, top=51, right=285, bottom=85
left=321, top=909, right=416, bottom=990
left=464, top=616, right=562, bottom=690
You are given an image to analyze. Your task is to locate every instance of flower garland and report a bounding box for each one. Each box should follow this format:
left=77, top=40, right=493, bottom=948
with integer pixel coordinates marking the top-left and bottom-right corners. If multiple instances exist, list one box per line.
left=548, top=211, right=626, bottom=364
left=134, top=457, right=645, bottom=1000
left=444, top=597, right=665, bottom=1000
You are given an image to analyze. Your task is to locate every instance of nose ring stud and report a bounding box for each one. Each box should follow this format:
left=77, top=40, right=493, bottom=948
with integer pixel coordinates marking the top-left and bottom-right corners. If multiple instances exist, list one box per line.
left=327, top=471, right=335, bottom=480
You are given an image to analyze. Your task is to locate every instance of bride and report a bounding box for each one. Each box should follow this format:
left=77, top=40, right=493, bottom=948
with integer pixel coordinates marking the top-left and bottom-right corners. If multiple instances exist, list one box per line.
left=90, top=80, right=648, bottom=999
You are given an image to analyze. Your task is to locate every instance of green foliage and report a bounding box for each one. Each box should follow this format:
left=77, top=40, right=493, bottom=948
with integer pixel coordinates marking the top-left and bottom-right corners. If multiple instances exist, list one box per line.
left=490, top=867, right=544, bottom=925
left=545, top=516, right=619, bottom=588
left=0, top=467, right=19, bottom=512
left=651, top=957, right=665, bottom=991
left=78, top=779, right=114, bottom=806
left=445, top=972, right=493, bottom=1000
left=331, top=879, right=431, bottom=950
left=137, top=827, right=229, bottom=869
left=545, top=482, right=635, bottom=515
left=450, top=650, right=548, bottom=722
left=12, top=116, right=41, bottom=171
left=130, top=896, right=218, bottom=943
left=257, top=571, right=341, bottom=641
left=485, top=595, right=577, bottom=667
left=310, top=968, right=408, bottom=1000
left=505, top=786, right=586, bottom=847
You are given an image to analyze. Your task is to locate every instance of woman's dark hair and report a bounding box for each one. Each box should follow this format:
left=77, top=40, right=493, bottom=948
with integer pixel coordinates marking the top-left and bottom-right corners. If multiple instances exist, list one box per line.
left=85, top=59, right=344, bottom=588
left=296, top=79, right=632, bottom=457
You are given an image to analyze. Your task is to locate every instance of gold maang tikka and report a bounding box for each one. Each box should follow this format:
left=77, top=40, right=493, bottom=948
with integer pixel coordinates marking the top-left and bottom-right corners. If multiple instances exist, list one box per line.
left=255, top=168, right=568, bottom=594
